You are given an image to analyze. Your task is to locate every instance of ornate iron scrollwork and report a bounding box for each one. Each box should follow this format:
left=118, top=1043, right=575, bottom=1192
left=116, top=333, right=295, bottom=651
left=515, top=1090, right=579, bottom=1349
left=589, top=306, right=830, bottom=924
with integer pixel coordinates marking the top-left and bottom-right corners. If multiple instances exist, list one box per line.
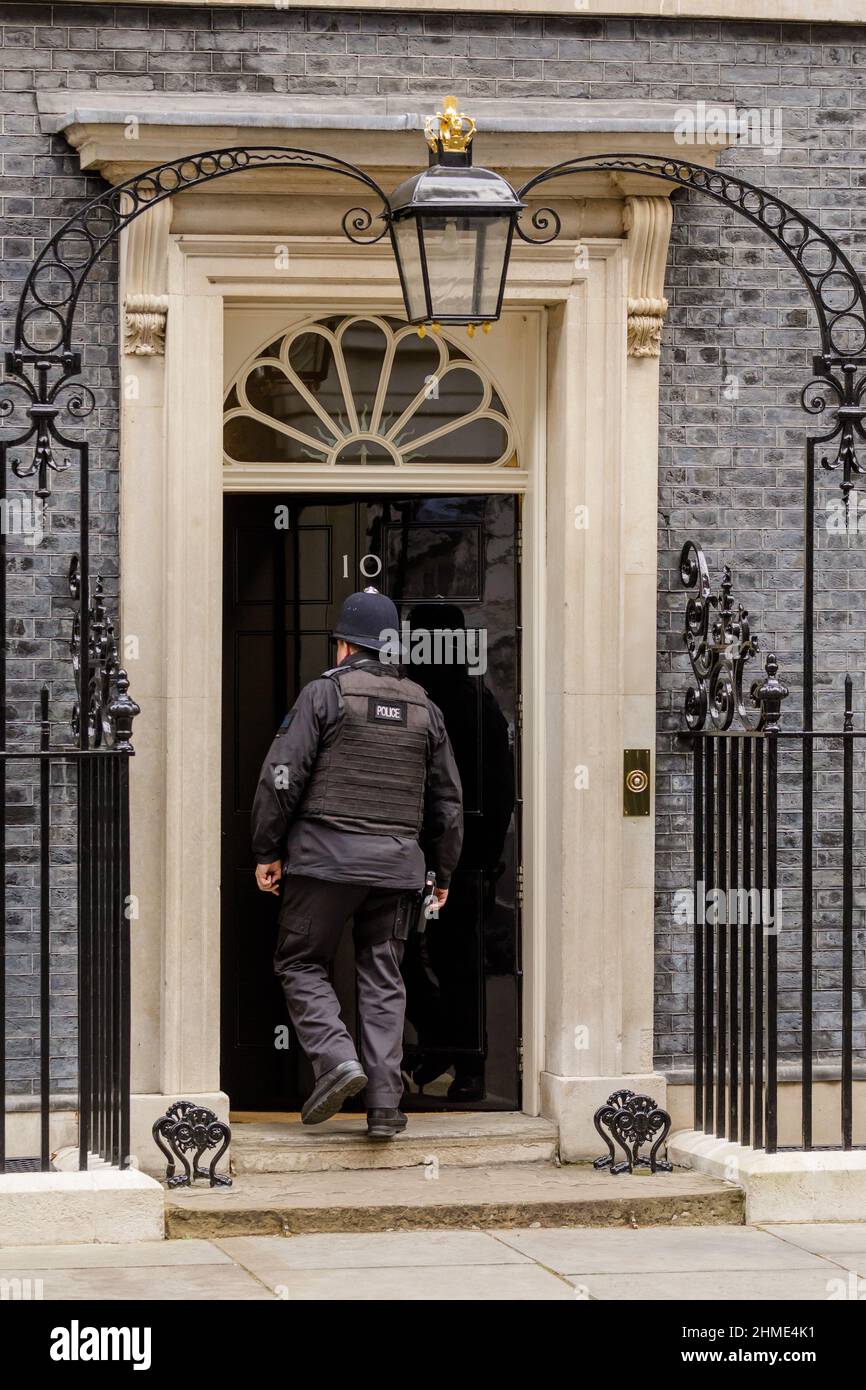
left=515, top=205, right=562, bottom=245
left=680, top=540, right=789, bottom=732
left=341, top=205, right=389, bottom=245
left=69, top=556, right=140, bottom=751
left=152, top=1101, right=232, bottom=1189
left=0, top=353, right=90, bottom=499
left=802, top=357, right=866, bottom=520
left=593, top=1089, right=672, bottom=1175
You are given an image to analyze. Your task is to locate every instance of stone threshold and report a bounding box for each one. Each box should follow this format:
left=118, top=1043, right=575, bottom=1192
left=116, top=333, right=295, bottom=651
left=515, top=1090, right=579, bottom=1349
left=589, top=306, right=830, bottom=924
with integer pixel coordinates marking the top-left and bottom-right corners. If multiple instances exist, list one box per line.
left=165, top=1163, right=744, bottom=1239
left=229, top=1110, right=558, bottom=1174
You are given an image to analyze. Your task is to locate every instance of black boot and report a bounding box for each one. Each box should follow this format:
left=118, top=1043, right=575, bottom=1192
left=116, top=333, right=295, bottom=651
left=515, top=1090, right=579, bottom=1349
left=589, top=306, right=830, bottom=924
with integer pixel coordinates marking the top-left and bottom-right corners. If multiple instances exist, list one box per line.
left=301, top=1059, right=367, bottom=1125
left=366, top=1108, right=408, bottom=1141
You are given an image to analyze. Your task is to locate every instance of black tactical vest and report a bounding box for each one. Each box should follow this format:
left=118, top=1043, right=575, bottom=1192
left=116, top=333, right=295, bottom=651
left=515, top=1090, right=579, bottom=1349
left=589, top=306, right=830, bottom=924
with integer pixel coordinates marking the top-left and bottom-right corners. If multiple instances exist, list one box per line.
left=298, top=662, right=430, bottom=836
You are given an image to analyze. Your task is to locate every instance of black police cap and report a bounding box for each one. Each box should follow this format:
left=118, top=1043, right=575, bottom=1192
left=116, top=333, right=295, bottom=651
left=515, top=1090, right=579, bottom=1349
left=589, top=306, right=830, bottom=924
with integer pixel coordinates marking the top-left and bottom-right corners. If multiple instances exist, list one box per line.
left=333, top=586, right=399, bottom=654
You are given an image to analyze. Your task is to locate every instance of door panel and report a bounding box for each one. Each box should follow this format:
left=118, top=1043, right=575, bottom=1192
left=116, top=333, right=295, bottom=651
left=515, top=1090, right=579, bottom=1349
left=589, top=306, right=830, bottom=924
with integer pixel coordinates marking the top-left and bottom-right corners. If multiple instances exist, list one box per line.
left=221, top=493, right=521, bottom=1110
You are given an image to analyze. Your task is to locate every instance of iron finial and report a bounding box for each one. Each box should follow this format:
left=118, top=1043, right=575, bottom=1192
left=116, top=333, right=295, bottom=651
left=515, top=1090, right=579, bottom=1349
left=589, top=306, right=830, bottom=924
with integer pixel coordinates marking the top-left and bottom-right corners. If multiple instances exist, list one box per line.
left=751, top=652, right=789, bottom=732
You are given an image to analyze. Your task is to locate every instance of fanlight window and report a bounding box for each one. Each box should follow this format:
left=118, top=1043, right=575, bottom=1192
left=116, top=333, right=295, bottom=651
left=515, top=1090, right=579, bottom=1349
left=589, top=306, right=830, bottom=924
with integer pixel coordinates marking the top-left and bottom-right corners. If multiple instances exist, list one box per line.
left=223, top=314, right=516, bottom=468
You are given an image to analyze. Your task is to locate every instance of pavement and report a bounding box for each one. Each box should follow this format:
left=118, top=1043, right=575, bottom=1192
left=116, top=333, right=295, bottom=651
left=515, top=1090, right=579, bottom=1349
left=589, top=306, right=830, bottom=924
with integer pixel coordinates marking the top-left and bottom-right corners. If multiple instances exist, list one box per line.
left=2, top=1224, right=866, bottom=1300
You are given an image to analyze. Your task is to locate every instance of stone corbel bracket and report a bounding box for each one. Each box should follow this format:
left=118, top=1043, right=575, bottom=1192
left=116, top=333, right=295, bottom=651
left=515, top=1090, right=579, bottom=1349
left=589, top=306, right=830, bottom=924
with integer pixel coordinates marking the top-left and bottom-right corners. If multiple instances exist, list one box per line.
left=122, top=198, right=171, bottom=355
left=623, top=195, right=673, bottom=359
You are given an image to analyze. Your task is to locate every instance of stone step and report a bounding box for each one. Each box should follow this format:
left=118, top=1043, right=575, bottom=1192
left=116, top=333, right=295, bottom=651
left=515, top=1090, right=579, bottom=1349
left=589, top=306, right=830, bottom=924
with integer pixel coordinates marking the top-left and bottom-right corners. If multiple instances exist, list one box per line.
left=228, top=1111, right=558, bottom=1174
left=165, top=1163, right=744, bottom=1239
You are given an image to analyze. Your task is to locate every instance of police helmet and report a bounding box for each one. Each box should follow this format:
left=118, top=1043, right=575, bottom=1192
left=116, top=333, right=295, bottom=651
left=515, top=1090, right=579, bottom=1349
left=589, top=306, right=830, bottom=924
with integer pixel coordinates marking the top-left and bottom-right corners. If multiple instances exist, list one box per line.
left=333, top=586, right=399, bottom=654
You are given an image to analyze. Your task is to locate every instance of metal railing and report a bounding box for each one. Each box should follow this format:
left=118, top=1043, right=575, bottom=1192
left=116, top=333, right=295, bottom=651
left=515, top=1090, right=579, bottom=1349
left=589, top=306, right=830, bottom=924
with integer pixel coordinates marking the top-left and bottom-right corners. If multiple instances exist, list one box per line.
left=76, top=747, right=132, bottom=1170
left=690, top=718, right=864, bottom=1152
left=682, top=543, right=864, bottom=1153
left=0, top=683, right=136, bottom=1173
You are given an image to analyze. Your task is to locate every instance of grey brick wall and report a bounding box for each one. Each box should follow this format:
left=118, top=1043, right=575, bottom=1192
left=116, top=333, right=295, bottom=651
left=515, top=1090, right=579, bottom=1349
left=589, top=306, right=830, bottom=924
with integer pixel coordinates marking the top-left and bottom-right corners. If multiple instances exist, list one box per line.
left=2, top=5, right=866, bottom=1090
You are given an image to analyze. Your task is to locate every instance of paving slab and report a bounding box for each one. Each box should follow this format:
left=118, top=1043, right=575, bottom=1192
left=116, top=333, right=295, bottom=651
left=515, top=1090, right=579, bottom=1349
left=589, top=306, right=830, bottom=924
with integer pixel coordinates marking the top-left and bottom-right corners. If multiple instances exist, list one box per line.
left=3, top=1224, right=857, bottom=1302
left=564, top=1269, right=846, bottom=1301
left=759, top=1220, right=866, bottom=1283
left=251, top=1263, right=575, bottom=1300
left=760, top=1222, right=866, bottom=1256
left=808, top=1254, right=866, bottom=1281
left=0, top=1239, right=230, bottom=1270
left=4, top=1263, right=274, bottom=1301
left=215, top=1229, right=532, bottom=1271
left=493, top=1224, right=831, bottom=1273
left=165, top=1162, right=744, bottom=1238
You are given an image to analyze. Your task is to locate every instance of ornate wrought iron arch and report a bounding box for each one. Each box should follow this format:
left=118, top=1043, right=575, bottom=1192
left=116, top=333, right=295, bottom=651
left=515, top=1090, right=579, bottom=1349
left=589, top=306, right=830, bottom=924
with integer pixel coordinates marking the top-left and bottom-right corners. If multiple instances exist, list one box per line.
left=516, top=152, right=866, bottom=367
left=512, top=151, right=866, bottom=733
left=0, top=145, right=393, bottom=757
left=3, top=144, right=866, bottom=743
left=12, top=145, right=390, bottom=362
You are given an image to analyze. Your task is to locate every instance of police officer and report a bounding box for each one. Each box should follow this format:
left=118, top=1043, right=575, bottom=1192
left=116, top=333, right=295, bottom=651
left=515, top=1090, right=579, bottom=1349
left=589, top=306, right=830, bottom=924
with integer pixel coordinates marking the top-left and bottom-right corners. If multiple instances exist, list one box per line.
left=251, top=587, right=463, bottom=1141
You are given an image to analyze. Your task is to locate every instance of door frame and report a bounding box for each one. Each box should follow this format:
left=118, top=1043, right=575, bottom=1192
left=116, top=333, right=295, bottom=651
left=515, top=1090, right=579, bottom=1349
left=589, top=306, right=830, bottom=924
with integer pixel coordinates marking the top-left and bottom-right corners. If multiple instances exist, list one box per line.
left=121, top=230, right=664, bottom=1165
left=220, top=487, right=527, bottom=1111
left=218, top=302, right=545, bottom=1113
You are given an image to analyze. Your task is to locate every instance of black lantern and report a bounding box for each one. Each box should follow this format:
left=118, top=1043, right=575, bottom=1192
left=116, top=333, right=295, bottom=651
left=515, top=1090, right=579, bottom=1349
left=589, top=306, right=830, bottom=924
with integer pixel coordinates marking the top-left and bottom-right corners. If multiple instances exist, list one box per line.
left=387, top=98, right=524, bottom=328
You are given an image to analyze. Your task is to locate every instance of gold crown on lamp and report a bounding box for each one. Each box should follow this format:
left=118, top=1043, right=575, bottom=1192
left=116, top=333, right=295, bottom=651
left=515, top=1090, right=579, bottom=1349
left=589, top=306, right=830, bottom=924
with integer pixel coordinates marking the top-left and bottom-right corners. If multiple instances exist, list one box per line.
left=424, top=96, right=477, bottom=154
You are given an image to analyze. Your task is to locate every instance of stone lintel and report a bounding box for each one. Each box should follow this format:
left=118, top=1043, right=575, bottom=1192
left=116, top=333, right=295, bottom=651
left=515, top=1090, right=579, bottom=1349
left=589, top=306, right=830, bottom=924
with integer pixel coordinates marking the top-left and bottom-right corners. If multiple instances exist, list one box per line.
left=36, top=93, right=734, bottom=195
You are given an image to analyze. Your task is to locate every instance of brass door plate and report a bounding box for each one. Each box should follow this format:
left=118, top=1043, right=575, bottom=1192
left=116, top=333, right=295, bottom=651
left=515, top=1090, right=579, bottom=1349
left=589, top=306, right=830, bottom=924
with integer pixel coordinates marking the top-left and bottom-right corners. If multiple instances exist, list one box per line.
left=623, top=749, right=651, bottom=816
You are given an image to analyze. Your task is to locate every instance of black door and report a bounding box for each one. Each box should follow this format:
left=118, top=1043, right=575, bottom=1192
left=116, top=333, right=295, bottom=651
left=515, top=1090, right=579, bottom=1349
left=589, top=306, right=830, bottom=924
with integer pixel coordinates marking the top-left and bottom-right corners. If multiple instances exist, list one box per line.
left=221, top=493, right=521, bottom=1111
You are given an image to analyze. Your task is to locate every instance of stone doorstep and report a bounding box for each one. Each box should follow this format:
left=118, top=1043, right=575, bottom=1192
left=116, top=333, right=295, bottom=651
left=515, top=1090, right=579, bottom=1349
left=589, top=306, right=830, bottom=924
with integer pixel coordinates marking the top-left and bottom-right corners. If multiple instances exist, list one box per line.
left=670, top=1130, right=866, bottom=1224
left=229, top=1110, right=558, bottom=1174
left=164, top=1164, right=744, bottom=1239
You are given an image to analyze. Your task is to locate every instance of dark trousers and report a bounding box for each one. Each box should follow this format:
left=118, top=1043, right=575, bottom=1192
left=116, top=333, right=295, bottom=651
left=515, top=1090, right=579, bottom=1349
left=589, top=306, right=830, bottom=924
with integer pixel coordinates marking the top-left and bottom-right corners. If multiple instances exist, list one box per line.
left=273, top=874, right=411, bottom=1108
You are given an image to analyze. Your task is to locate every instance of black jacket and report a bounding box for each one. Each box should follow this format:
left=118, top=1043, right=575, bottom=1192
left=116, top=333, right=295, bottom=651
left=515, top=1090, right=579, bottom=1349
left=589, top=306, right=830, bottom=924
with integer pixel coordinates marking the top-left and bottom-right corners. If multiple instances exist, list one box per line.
left=251, top=653, right=464, bottom=890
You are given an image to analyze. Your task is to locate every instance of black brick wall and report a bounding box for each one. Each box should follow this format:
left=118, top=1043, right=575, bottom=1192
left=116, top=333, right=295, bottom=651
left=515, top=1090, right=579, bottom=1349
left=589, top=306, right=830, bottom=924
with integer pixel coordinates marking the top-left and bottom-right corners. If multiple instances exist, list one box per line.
left=2, top=5, right=866, bottom=1089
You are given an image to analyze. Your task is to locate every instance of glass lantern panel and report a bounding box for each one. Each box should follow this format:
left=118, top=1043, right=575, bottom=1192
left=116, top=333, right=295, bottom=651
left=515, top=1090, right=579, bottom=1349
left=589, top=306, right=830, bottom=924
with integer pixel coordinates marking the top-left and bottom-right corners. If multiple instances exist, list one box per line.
left=421, top=216, right=510, bottom=321
left=391, top=220, right=428, bottom=322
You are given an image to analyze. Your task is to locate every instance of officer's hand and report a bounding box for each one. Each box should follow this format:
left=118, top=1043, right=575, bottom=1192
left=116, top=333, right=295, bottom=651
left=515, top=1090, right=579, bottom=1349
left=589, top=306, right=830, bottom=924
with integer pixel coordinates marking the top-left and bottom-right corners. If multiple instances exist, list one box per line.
left=256, top=860, right=282, bottom=895
left=433, top=887, right=449, bottom=912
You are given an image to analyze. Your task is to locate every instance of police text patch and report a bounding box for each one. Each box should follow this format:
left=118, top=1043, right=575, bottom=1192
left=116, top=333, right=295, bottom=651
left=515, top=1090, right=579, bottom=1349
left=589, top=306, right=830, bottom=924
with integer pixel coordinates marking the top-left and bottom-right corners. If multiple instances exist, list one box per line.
left=367, top=696, right=407, bottom=727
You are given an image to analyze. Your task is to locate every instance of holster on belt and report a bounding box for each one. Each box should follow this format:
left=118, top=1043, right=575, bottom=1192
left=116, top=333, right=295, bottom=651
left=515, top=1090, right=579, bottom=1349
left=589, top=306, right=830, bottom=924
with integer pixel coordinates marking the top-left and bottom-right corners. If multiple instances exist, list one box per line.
left=409, top=869, right=438, bottom=936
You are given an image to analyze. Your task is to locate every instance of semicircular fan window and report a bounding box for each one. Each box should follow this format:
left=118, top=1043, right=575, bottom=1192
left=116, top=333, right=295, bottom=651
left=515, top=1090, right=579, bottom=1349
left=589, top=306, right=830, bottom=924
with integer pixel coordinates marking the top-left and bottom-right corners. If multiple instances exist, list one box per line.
left=223, top=314, right=516, bottom=468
